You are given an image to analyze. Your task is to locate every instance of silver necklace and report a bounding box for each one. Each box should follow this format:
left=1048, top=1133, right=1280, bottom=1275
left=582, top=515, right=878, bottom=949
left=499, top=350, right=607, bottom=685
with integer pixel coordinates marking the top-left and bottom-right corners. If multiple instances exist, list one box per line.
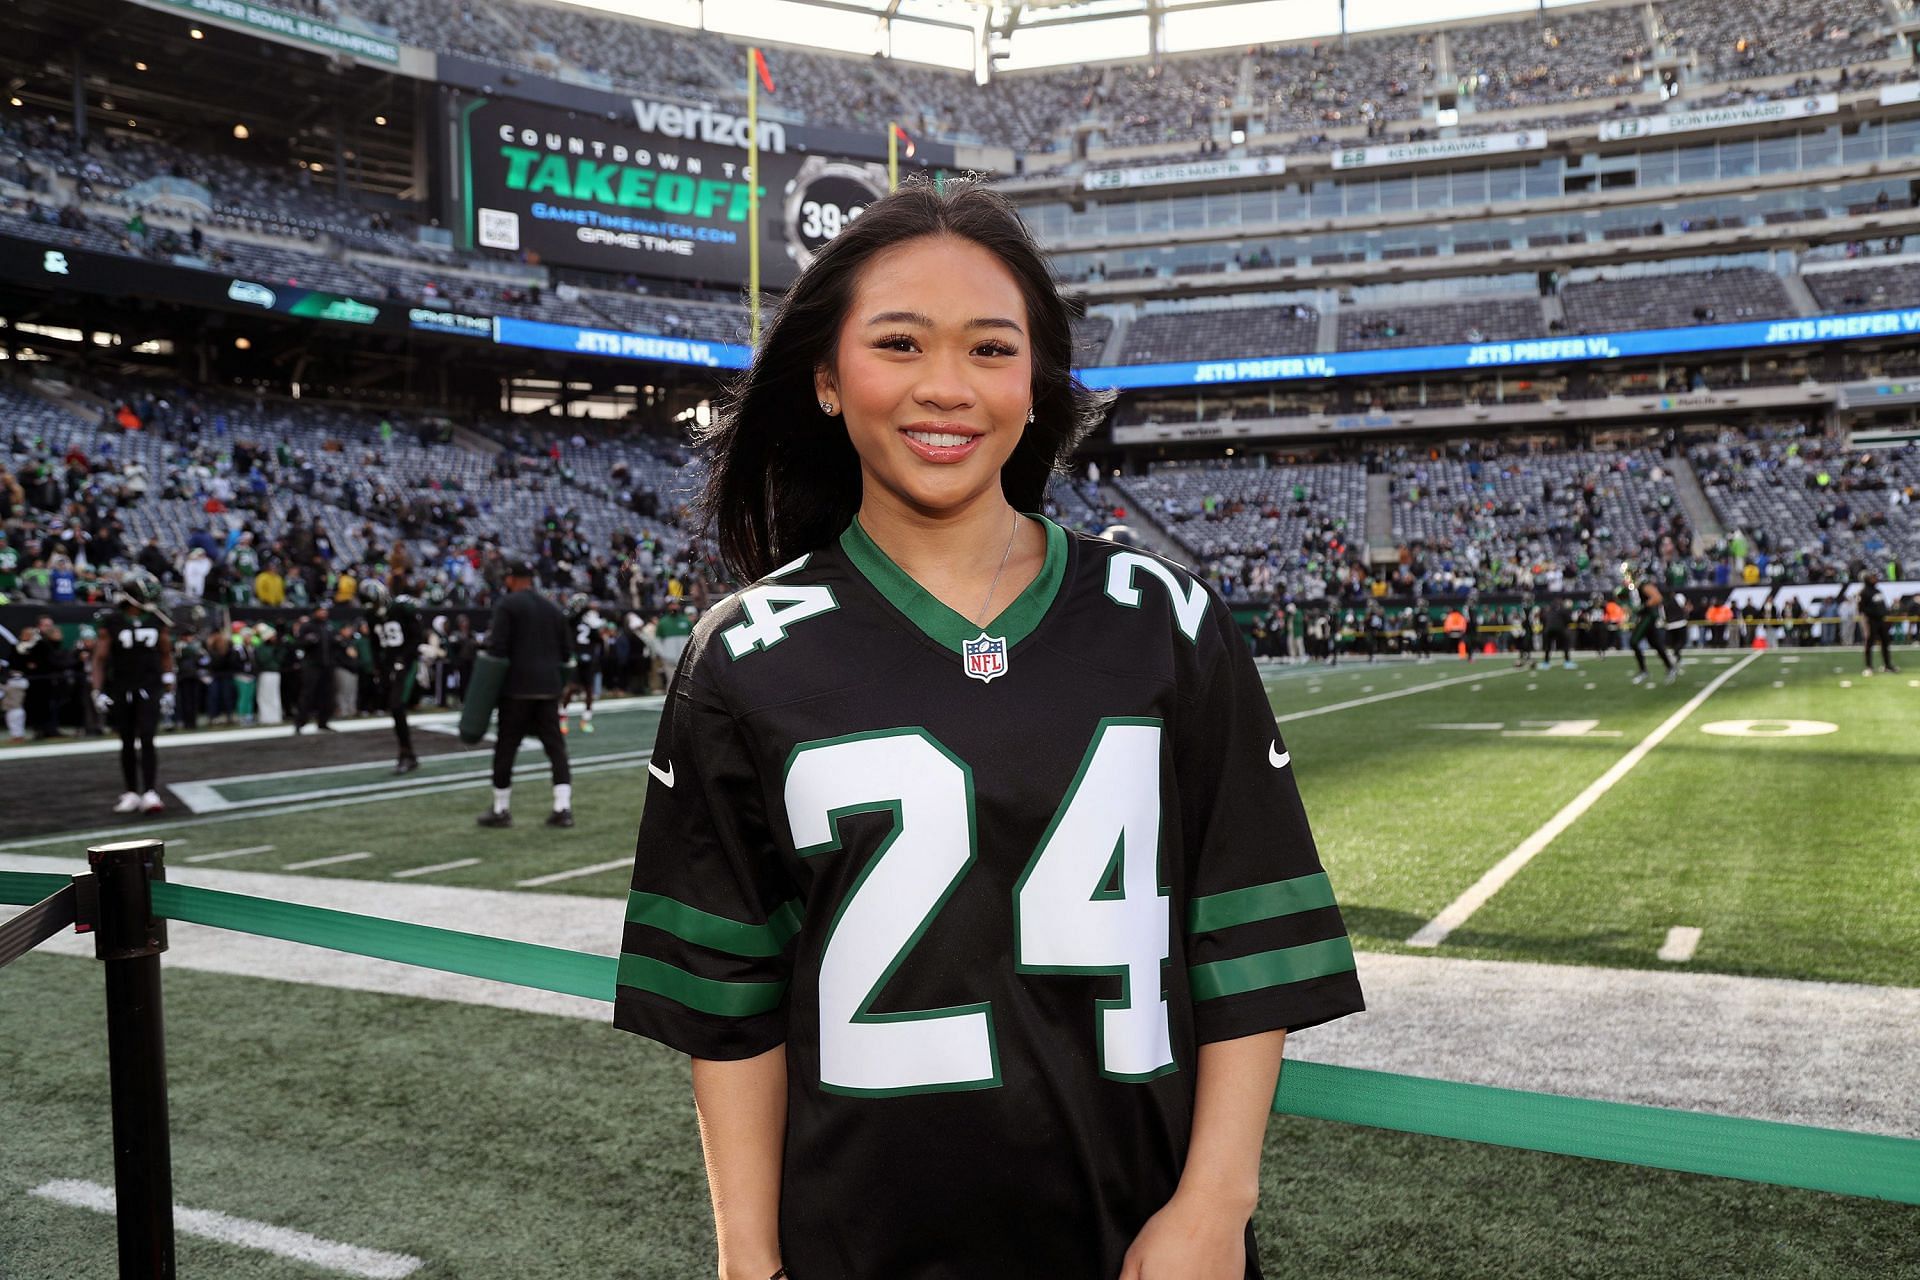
left=973, top=513, right=1020, bottom=626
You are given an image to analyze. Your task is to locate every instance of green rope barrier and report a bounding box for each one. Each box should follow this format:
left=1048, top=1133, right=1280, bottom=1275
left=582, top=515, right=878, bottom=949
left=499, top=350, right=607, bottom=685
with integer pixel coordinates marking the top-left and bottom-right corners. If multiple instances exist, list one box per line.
left=148, top=882, right=616, bottom=1002
left=1274, top=1060, right=1919, bottom=1206
left=8, top=876, right=1916, bottom=1205
left=0, top=871, right=68, bottom=905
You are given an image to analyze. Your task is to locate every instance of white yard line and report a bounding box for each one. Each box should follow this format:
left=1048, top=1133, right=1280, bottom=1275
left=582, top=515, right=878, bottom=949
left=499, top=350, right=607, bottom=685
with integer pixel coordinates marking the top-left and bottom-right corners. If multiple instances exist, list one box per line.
left=1275, top=666, right=1525, bottom=723
left=1408, top=651, right=1761, bottom=949
left=392, top=858, right=481, bottom=880
left=0, top=696, right=664, bottom=764
left=175, top=746, right=502, bottom=803
left=184, top=845, right=276, bottom=864
left=515, top=859, right=631, bottom=888
left=283, top=852, right=374, bottom=872
left=1659, top=926, right=1704, bottom=962
left=28, top=1180, right=422, bottom=1278
left=0, top=754, right=654, bottom=853
left=171, top=748, right=654, bottom=814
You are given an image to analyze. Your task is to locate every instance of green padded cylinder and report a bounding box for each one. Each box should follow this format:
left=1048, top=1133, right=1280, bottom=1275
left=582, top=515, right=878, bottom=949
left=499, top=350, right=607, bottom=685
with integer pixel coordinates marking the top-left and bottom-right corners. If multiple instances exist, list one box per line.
left=459, top=652, right=511, bottom=744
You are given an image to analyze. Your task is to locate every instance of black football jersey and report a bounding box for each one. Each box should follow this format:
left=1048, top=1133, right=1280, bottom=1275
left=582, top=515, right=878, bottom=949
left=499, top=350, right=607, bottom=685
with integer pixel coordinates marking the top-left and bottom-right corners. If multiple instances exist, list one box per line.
left=570, top=613, right=605, bottom=664
left=614, top=516, right=1364, bottom=1280
left=368, top=599, right=423, bottom=668
left=104, top=612, right=167, bottom=691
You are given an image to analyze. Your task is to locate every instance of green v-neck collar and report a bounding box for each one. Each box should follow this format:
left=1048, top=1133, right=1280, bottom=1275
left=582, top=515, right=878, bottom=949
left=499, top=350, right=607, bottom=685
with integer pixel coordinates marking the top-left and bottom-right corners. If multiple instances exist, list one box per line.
left=839, top=513, right=1067, bottom=655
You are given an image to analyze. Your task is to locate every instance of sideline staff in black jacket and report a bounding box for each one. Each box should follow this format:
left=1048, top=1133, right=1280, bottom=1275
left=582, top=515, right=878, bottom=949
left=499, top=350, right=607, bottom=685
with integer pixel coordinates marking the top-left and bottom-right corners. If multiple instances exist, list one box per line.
left=479, top=560, right=575, bottom=829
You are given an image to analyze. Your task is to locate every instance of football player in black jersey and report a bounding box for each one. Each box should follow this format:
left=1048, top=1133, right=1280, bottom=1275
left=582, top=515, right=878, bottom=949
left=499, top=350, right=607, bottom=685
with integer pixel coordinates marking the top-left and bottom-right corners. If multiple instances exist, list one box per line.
left=358, top=579, right=422, bottom=773
left=1661, top=583, right=1690, bottom=671
left=614, top=183, right=1362, bottom=1280
left=563, top=592, right=604, bottom=735
left=91, top=568, right=174, bottom=814
left=1626, top=576, right=1679, bottom=686
left=1511, top=592, right=1538, bottom=670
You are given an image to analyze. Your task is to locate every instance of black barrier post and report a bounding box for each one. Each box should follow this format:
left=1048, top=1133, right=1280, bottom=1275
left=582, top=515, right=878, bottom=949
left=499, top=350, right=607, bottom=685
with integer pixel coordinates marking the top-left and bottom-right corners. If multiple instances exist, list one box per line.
left=86, top=839, right=174, bottom=1280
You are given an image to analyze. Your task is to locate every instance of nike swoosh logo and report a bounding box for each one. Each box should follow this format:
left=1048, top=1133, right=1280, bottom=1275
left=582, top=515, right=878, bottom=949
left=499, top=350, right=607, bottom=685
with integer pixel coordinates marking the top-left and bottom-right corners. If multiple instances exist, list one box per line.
left=647, top=760, right=675, bottom=789
left=1268, top=743, right=1290, bottom=769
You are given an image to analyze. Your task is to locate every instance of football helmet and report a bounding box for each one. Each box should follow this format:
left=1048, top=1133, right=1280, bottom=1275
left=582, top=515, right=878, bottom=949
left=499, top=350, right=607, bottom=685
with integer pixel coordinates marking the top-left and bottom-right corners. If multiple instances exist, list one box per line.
left=117, top=568, right=173, bottom=625
left=358, top=579, right=393, bottom=617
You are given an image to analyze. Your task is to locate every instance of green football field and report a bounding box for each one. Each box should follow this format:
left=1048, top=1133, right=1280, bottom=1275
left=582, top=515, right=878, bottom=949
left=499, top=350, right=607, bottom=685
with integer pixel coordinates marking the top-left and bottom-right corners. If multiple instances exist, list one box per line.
left=3, top=647, right=1917, bottom=1278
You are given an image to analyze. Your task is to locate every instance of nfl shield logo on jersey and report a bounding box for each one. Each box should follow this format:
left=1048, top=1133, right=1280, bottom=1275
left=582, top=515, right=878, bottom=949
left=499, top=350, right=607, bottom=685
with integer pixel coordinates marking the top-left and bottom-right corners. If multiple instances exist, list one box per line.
left=963, top=631, right=1008, bottom=684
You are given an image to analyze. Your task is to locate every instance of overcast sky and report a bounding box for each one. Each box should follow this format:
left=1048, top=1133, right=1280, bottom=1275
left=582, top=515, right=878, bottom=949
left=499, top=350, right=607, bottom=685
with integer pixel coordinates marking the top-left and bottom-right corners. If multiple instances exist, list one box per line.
left=563, top=0, right=1588, bottom=71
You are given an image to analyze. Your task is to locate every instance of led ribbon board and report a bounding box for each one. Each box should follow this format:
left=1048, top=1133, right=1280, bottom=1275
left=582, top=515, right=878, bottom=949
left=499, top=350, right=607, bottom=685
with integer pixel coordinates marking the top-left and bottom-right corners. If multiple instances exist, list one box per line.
left=1076, top=308, right=1920, bottom=390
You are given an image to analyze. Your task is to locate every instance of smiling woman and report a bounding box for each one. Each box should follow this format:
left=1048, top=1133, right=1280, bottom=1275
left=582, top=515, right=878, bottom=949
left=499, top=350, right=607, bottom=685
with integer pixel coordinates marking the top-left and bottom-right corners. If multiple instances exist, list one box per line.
left=696, top=180, right=1109, bottom=585
left=616, top=178, right=1365, bottom=1280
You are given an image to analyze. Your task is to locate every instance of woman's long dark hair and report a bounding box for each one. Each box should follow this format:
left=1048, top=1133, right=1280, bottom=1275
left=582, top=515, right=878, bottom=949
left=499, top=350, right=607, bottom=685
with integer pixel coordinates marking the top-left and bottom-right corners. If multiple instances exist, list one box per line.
left=696, top=178, right=1112, bottom=584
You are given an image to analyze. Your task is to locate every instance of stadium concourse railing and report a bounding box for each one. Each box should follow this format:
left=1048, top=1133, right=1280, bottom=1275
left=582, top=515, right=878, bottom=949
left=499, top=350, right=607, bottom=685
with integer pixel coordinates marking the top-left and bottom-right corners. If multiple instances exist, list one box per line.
left=3, top=843, right=1917, bottom=1278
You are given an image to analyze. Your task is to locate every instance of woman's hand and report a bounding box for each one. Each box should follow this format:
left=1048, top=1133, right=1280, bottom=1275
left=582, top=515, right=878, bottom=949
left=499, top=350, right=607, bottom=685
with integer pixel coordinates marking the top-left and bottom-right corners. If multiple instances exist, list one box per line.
left=1116, top=1188, right=1249, bottom=1280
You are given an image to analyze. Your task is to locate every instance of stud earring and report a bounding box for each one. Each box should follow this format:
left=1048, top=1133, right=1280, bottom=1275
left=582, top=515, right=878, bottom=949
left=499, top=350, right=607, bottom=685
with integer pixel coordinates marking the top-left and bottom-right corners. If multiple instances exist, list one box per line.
left=819, top=400, right=835, bottom=415
left=1027, top=406, right=1035, bottom=424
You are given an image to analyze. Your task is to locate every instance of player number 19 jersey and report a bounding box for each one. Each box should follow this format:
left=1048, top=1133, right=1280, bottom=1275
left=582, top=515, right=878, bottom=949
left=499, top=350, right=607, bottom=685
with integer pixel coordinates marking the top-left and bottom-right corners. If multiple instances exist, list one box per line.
left=368, top=600, right=422, bottom=669
left=614, top=517, right=1364, bottom=1279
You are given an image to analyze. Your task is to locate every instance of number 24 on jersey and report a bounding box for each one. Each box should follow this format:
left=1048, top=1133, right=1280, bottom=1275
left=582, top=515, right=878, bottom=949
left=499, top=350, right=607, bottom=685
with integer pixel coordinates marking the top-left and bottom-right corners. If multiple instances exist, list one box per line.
left=787, top=719, right=1173, bottom=1097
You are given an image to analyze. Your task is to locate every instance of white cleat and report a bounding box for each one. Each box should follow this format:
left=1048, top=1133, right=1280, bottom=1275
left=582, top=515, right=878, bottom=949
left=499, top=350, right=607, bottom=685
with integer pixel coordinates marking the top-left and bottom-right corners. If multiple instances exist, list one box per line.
left=113, top=791, right=142, bottom=814
left=1631, top=672, right=1647, bottom=685
left=1664, top=667, right=1680, bottom=685
left=140, top=790, right=165, bottom=815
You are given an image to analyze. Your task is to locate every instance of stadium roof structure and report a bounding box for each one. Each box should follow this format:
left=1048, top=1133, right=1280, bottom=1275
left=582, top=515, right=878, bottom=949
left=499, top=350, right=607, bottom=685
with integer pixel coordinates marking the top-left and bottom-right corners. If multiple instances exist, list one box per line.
left=628, top=0, right=1606, bottom=70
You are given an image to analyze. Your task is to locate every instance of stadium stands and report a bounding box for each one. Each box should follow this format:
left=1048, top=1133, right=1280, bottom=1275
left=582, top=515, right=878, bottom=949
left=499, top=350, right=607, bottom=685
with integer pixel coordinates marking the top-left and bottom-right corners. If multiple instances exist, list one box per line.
left=1655, top=0, right=1890, bottom=82
left=0, top=373, right=700, bottom=607
left=1690, top=424, right=1920, bottom=579
left=1338, top=298, right=1545, bottom=351
left=5, top=0, right=1920, bottom=618
left=352, top=259, right=606, bottom=328
left=1043, top=475, right=1111, bottom=533
left=209, top=238, right=387, bottom=298
left=1071, top=315, right=1115, bottom=365
left=1803, top=259, right=1920, bottom=312
left=281, top=0, right=1899, bottom=162
left=0, top=117, right=423, bottom=253
left=1099, top=52, right=1244, bottom=149
left=1114, top=460, right=1369, bottom=598
left=1254, top=35, right=1430, bottom=134
left=1560, top=267, right=1797, bottom=333
left=576, top=292, right=752, bottom=345
left=1450, top=7, right=1649, bottom=109
left=1120, top=303, right=1319, bottom=364
left=1389, top=448, right=1690, bottom=593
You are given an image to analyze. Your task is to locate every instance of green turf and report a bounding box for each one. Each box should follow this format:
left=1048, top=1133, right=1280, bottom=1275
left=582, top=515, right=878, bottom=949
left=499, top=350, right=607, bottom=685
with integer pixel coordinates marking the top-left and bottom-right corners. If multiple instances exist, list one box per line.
left=4, top=954, right=1915, bottom=1280
left=1272, top=652, right=1920, bottom=988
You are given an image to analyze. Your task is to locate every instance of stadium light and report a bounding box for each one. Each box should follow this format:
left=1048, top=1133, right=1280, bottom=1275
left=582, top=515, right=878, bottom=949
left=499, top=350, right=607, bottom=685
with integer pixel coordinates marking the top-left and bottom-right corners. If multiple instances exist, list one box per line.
left=233, top=123, right=249, bottom=140
left=234, top=337, right=251, bottom=350
left=374, top=115, right=388, bottom=126
left=189, top=27, right=203, bottom=38
left=7, top=97, right=19, bottom=108
left=134, top=61, right=148, bottom=71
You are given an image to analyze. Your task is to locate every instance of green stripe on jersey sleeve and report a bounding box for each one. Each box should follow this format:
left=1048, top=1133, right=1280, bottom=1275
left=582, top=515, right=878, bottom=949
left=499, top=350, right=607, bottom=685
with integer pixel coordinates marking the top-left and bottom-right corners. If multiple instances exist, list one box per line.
left=1188, top=872, right=1337, bottom=934
left=1188, top=935, right=1356, bottom=1002
left=616, top=953, right=787, bottom=1017
left=625, top=891, right=802, bottom=957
